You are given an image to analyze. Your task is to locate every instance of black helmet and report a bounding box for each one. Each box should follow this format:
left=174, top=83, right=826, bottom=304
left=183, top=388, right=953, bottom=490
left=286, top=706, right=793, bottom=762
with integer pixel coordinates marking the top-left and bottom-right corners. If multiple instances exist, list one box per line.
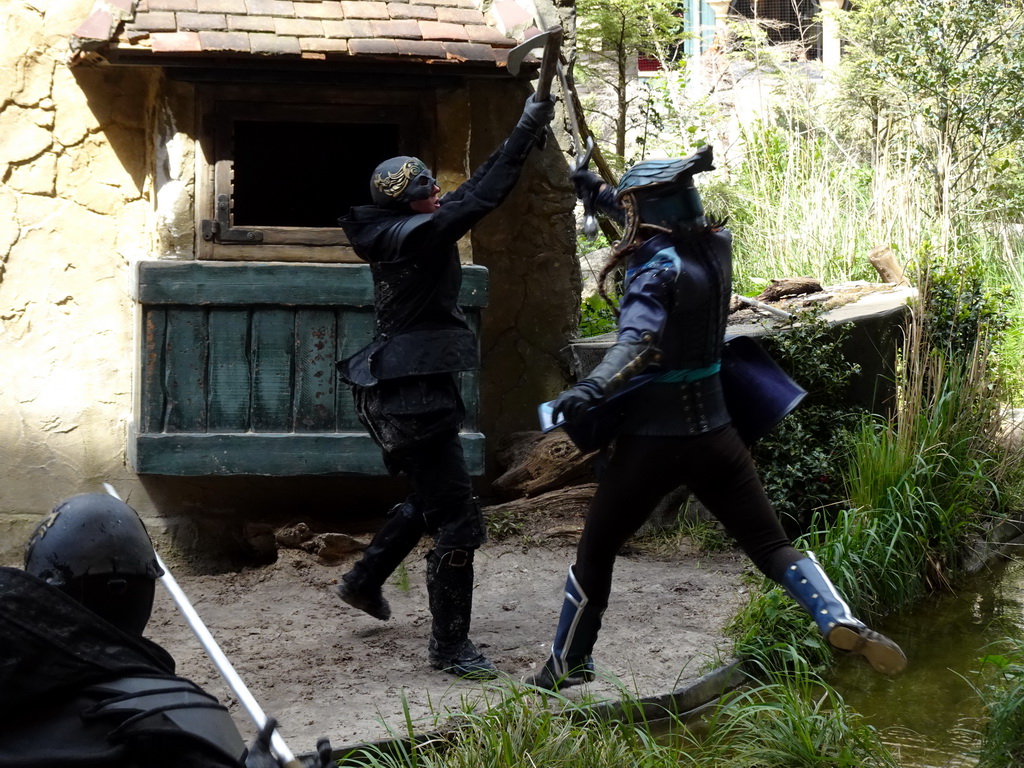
left=370, top=156, right=437, bottom=208
left=24, top=493, right=164, bottom=634
left=615, top=145, right=715, bottom=249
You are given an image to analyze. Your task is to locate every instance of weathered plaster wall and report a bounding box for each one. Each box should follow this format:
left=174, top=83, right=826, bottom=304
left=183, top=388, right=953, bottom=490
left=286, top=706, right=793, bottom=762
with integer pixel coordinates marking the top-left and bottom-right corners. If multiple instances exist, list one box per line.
left=0, top=3, right=579, bottom=564
left=0, top=0, right=161, bottom=559
left=469, top=80, right=579, bottom=456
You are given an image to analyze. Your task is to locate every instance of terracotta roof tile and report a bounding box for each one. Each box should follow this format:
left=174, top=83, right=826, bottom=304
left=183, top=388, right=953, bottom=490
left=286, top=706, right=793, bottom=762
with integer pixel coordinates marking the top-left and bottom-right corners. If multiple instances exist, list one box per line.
left=348, top=38, right=399, bottom=55
left=147, top=0, right=198, bottom=11
left=197, top=0, right=247, bottom=12
left=465, top=23, right=514, bottom=46
left=370, top=19, right=422, bottom=39
left=322, top=18, right=373, bottom=38
left=435, top=7, right=481, bottom=24
left=293, top=1, right=345, bottom=19
left=299, top=36, right=349, bottom=52
left=273, top=16, right=324, bottom=36
left=418, top=20, right=469, bottom=42
left=129, top=11, right=178, bottom=31
left=249, top=31, right=302, bottom=53
left=150, top=30, right=203, bottom=50
left=244, top=0, right=295, bottom=16
left=74, top=9, right=117, bottom=40
left=394, top=39, right=445, bottom=57
left=177, top=11, right=228, bottom=29
left=199, top=29, right=251, bottom=48
left=340, top=1, right=389, bottom=19
left=71, top=0, right=536, bottom=69
left=387, top=3, right=437, bottom=21
left=227, top=14, right=276, bottom=31
left=443, top=41, right=494, bottom=62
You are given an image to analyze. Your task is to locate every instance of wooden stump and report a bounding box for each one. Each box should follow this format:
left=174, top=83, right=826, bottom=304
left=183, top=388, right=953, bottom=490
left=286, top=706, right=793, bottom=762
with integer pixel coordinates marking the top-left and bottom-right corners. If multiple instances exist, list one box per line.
left=492, top=430, right=597, bottom=498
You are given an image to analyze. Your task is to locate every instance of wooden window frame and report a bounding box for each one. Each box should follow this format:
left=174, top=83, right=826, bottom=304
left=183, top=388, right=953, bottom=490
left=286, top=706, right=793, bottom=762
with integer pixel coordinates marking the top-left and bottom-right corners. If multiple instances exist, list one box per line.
left=195, top=84, right=436, bottom=263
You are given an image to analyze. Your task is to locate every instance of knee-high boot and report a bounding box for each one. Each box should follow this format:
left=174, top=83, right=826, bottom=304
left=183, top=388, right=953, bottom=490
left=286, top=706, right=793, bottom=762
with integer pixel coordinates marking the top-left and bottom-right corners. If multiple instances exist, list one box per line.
left=336, top=499, right=426, bottom=621
left=425, top=548, right=498, bottom=679
left=524, top=565, right=601, bottom=691
left=782, top=552, right=907, bottom=675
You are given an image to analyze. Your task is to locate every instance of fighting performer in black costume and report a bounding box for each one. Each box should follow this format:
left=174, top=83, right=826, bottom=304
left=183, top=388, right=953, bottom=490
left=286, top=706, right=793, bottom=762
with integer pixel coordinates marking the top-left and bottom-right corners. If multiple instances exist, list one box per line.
left=525, top=146, right=907, bottom=690
left=336, top=94, right=555, bottom=678
left=0, top=493, right=332, bottom=768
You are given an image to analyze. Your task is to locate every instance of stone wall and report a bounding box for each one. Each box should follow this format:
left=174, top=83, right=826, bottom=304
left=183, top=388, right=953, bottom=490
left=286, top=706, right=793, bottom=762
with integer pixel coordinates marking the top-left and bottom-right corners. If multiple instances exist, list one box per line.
left=0, top=1, right=579, bottom=563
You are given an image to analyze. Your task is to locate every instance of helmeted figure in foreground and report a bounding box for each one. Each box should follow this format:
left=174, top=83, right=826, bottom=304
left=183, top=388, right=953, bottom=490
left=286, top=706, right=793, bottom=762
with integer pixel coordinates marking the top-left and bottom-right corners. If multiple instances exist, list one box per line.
left=525, top=146, right=907, bottom=690
left=336, top=95, right=556, bottom=678
left=0, top=493, right=332, bottom=768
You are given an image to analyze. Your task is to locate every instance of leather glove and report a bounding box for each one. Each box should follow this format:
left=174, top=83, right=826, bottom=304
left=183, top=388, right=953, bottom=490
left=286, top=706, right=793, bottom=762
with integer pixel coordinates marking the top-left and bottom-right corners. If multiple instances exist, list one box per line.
left=244, top=719, right=282, bottom=768
left=516, top=94, right=556, bottom=135
left=551, top=381, right=603, bottom=426
left=299, top=738, right=334, bottom=768
left=570, top=167, right=604, bottom=208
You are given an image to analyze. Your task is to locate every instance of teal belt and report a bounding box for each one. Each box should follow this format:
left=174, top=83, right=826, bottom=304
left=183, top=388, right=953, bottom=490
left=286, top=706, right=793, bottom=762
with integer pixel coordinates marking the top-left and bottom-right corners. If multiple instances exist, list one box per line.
left=652, top=362, right=721, bottom=384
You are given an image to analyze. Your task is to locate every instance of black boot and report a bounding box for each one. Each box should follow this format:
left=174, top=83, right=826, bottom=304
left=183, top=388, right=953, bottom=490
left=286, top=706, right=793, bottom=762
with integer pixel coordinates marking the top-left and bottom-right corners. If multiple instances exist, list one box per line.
left=782, top=552, right=907, bottom=675
left=524, top=565, right=601, bottom=691
left=425, top=548, right=498, bottom=680
left=336, top=500, right=425, bottom=621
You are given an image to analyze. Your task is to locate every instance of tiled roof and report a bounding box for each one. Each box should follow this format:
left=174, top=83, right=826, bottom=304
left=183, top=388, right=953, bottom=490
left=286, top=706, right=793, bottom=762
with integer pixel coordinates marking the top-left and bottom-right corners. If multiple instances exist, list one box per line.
left=69, top=0, right=542, bottom=69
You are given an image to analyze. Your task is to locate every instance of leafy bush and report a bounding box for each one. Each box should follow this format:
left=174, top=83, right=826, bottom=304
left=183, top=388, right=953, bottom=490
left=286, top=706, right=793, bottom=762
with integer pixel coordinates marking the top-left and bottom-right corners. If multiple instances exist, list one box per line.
left=752, top=308, right=868, bottom=536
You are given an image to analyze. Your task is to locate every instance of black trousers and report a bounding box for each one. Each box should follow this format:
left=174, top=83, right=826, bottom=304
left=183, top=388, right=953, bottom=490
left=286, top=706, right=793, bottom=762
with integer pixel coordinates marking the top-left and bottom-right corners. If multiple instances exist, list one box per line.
left=573, top=425, right=802, bottom=611
left=387, top=428, right=485, bottom=551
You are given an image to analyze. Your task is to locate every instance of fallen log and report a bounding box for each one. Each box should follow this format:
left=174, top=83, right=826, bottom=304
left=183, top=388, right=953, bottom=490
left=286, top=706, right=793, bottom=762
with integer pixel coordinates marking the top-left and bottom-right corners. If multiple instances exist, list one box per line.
left=755, top=276, right=823, bottom=303
left=492, top=430, right=597, bottom=498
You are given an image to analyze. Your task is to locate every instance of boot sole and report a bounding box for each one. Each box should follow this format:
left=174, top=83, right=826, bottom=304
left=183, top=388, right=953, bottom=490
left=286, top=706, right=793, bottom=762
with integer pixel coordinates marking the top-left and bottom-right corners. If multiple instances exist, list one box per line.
left=334, top=584, right=391, bottom=621
left=829, top=625, right=907, bottom=675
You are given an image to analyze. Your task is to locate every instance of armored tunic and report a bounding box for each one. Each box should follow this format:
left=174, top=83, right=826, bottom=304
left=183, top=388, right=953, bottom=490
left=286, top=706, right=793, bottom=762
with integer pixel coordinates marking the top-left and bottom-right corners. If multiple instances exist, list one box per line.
left=0, top=568, right=246, bottom=768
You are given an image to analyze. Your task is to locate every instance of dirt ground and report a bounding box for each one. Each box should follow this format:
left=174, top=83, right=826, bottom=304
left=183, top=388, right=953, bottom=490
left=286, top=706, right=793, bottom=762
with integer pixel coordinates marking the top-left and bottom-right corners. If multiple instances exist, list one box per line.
left=144, top=503, right=751, bottom=756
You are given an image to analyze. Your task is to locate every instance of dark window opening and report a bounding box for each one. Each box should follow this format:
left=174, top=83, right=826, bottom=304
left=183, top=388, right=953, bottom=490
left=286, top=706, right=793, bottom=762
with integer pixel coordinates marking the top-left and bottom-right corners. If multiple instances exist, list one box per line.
left=232, top=121, right=400, bottom=228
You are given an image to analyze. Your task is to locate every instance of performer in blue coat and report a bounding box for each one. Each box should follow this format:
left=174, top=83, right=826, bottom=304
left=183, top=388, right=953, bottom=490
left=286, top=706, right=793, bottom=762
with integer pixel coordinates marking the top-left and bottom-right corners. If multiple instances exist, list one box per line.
left=526, top=146, right=907, bottom=690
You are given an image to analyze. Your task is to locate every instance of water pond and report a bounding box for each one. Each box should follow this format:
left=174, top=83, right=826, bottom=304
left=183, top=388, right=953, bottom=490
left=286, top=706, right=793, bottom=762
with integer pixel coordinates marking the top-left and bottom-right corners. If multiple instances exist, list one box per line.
left=829, top=554, right=1024, bottom=767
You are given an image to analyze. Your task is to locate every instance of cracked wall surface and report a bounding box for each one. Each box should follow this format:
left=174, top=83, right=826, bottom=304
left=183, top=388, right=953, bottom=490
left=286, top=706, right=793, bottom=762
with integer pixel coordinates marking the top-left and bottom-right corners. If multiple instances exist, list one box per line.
left=0, top=1, right=578, bottom=563
left=0, top=0, right=160, bottom=552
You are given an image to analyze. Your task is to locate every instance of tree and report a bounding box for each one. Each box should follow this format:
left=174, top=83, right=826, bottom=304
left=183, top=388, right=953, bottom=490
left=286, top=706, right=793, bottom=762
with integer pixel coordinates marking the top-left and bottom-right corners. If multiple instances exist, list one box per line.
left=836, top=0, right=1024, bottom=238
left=575, top=0, right=689, bottom=168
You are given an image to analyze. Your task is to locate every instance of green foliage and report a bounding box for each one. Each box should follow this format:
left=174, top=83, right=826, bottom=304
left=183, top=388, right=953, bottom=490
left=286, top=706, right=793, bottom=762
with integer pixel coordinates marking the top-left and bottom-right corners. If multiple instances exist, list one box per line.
left=976, top=638, right=1024, bottom=768
left=579, top=293, right=619, bottom=338
left=685, top=661, right=901, bottom=768
left=723, top=120, right=878, bottom=293
left=484, top=508, right=524, bottom=541
left=752, top=308, right=868, bottom=535
left=917, top=243, right=1012, bottom=366
left=836, top=0, right=1024, bottom=220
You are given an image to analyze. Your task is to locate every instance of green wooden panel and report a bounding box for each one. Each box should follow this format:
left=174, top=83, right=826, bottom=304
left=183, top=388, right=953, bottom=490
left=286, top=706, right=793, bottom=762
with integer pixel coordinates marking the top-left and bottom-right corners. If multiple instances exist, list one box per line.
left=136, top=261, right=489, bottom=308
left=335, top=309, right=376, bottom=431
left=134, top=261, right=490, bottom=476
left=293, top=309, right=337, bottom=431
left=164, top=308, right=208, bottom=432
left=208, top=309, right=252, bottom=431
left=140, top=309, right=167, bottom=433
left=251, top=310, right=294, bottom=431
left=131, top=431, right=486, bottom=476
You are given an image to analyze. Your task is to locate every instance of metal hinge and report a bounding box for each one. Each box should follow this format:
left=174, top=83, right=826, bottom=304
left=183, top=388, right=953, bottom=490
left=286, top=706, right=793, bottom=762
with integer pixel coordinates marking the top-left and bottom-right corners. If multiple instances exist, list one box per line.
left=201, top=194, right=264, bottom=243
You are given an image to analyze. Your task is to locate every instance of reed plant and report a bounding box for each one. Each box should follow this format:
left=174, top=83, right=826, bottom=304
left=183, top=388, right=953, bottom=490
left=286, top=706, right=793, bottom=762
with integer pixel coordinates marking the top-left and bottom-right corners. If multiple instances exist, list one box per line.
left=974, top=637, right=1024, bottom=768
left=337, top=671, right=899, bottom=768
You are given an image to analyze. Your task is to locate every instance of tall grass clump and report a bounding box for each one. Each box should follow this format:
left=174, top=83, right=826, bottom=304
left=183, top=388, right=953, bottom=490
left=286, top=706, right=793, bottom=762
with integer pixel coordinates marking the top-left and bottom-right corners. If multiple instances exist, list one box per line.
left=974, top=637, right=1024, bottom=768
left=338, top=674, right=899, bottom=768
left=680, top=658, right=901, bottom=768
left=722, top=120, right=879, bottom=295
left=727, top=238, right=1021, bottom=672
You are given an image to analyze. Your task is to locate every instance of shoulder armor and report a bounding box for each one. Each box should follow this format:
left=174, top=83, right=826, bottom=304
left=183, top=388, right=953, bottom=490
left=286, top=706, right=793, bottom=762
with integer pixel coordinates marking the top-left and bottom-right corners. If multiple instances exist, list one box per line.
left=84, top=676, right=246, bottom=764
